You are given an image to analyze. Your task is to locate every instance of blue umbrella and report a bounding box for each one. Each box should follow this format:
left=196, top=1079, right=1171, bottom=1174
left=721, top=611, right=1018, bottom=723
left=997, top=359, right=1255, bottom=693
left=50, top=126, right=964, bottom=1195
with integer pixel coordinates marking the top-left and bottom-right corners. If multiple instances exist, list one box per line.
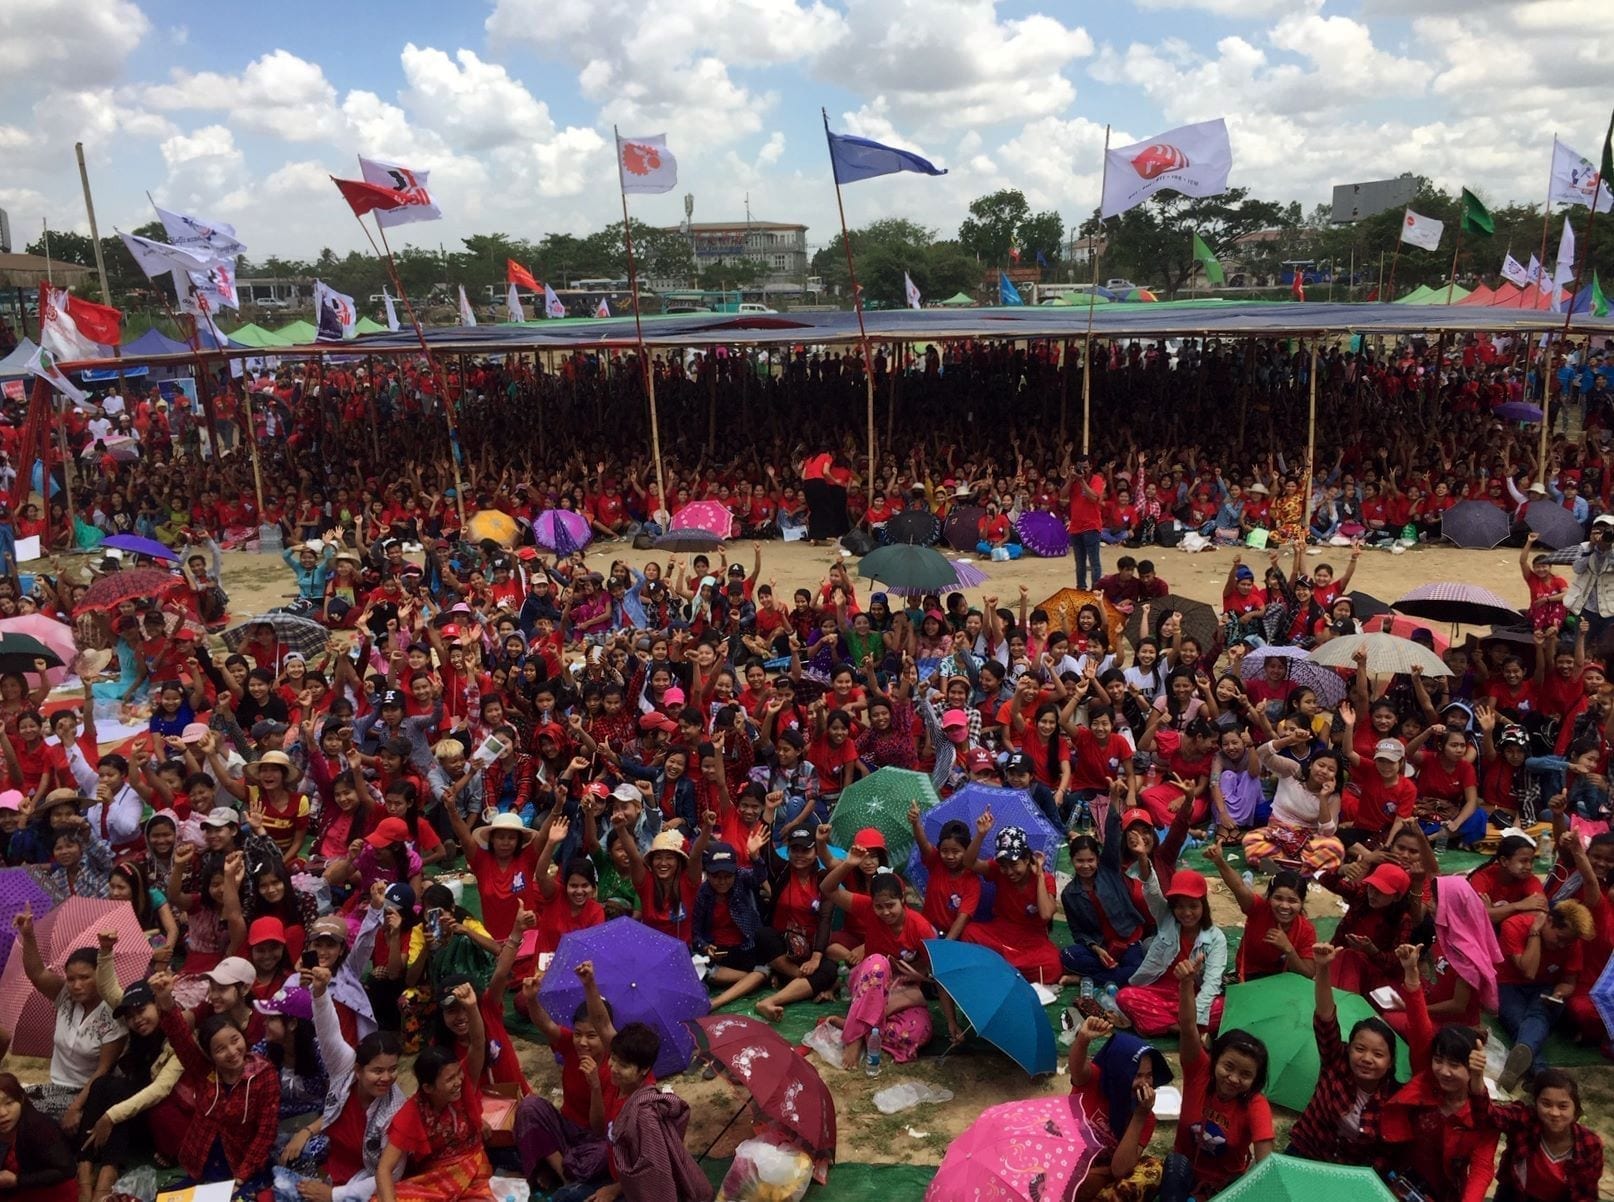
left=1592, top=952, right=1614, bottom=1042
left=915, top=783, right=1062, bottom=886
left=101, top=534, right=179, bottom=562
left=924, top=938, right=1056, bottom=1076
left=539, top=918, right=710, bottom=1078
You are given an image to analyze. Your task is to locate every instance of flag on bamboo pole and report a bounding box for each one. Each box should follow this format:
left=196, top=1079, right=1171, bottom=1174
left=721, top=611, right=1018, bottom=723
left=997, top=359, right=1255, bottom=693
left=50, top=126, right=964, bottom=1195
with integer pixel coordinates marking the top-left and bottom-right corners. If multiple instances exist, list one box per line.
left=1553, top=219, right=1576, bottom=312
left=155, top=205, right=245, bottom=256
left=1549, top=137, right=1612, bottom=213
left=507, top=259, right=541, bottom=291
left=26, top=343, right=86, bottom=406
left=382, top=288, right=400, bottom=331
left=595, top=297, right=610, bottom=318
left=1460, top=188, right=1494, bottom=236
left=998, top=272, right=1023, bottom=305
left=506, top=283, right=526, bottom=323
left=331, top=176, right=412, bottom=219
left=314, top=280, right=357, bottom=342
left=457, top=285, right=478, bottom=328
left=903, top=272, right=921, bottom=309
left=1101, top=119, right=1231, bottom=218
left=1591, top=271, right=1609, bottom=318
left=357, top=157, right=441, bottom=227
left=543, top=284, right=566, bottom=318
left=37, top=283, right=121, bottom=359
left=1501, top=253, right=1531, bottom=287
left=826, top=128, right=947, bottom=184
left=616, top=134, right=678, bottom=194
left=1192, top=232, right=1224, bottom=284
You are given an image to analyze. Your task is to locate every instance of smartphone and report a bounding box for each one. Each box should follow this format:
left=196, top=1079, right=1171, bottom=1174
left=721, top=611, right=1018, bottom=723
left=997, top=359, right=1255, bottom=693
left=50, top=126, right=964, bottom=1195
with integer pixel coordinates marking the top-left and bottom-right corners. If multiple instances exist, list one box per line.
left=425, top=908, right=443, bottom=941
left=537, top=952, right=555, bottom=972
left=299, top=948, right=319, bottom=969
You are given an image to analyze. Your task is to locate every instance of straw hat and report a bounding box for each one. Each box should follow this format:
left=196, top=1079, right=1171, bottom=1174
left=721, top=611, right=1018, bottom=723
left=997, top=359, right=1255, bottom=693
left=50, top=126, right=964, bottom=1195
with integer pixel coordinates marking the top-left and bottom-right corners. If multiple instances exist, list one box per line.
left=471, top=811, right=537, bottom=850
left=73, top=649, right=112, bottom=678
left=647, top=829, right=689, bottom=861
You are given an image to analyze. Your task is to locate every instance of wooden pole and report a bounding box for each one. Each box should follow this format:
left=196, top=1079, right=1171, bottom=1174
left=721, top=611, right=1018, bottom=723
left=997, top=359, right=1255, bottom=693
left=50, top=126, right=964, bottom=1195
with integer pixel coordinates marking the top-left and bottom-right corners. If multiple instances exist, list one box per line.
left=886, top=342, right=898, bottom=447
left=822, top=109, right=880, bottom=509
left=75, top=141, right=127, bottom=397
left=1081, top=125, right=1111, bottom=456
left=613, top=128, right=668, bottom=528
left=1058, top=339, right=1070, bottom=445
left=1384, top=214, right=1405, bottom=303
left=1445, top=221, right=1465, bottom=306
left=365, top=352, right=381, bottom=459
left=1302, top=340, right=1318, bottom=533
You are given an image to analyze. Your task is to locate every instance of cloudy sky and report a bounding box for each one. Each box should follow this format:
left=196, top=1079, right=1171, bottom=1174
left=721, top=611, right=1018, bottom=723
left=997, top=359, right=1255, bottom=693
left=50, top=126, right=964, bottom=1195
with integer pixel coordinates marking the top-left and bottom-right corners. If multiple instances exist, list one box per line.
left=1, top=0, right=1608, bottom=264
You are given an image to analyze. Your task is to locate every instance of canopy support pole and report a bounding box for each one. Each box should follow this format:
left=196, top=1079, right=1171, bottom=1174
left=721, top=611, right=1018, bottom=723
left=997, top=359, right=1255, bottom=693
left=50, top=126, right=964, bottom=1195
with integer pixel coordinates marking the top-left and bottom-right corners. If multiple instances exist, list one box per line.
left=1302, top=340, right=1318, bottom=534
left=1541, top=150, right=1606, bottom=469
left=1081, top=124, right=1111, bottom=456
left=614, top=126, right=667, bottom=530
left=822, top=108, right=880, bottom=510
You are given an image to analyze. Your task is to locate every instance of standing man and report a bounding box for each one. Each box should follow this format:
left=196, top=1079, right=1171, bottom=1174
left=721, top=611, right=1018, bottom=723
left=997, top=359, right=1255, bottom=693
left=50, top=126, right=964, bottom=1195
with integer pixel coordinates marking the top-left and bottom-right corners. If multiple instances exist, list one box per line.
left=1064, top=452, right=1107, bottom=591
left=1566, top=513, right=1614, bottom=647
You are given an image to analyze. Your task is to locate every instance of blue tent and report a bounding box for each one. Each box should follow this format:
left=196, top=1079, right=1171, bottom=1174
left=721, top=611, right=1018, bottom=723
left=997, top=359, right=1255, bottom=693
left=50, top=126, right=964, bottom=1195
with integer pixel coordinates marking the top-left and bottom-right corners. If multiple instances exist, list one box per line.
left=124, top=329, right=193, bottom=357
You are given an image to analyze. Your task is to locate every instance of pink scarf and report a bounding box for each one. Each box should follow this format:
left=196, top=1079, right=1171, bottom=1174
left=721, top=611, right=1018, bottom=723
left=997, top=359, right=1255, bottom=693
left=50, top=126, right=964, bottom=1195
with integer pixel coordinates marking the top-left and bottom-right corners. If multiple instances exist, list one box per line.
left=1434, top=875, right=1503, bottom=1012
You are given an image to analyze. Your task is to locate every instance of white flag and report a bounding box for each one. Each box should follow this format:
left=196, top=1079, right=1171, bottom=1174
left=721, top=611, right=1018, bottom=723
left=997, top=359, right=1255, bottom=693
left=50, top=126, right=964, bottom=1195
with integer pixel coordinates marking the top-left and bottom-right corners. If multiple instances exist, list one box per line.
left=181, top=259, right=239, bottom=315
left=1500, top=253, right=1531, bottom=288
left=1526, top=254, right=1543, bottom=285
left=1553, top=219, right=1576, bottom=311
left=25, top=342, right=86, bottom=406
left=1549, top=137, right=1613, bottom=213
left=903, top=272, right=921, bottom=310
left=154, top=205, right=245, bottom=256
left=314, top=280, right=358, bottom=342
left=38, top=286, right=106, bottom=361
left=357, top=157, right=442, bottom=227
left=118, top=230, right=219, bottom=280
left=382, top=288, right=400, bottom=332
left=1400, top=209, right=1444, bottom=251
left=616, top=133, right=678, bottom=194
left=595, top=297, right=610, bottom=318
left=1100, top=118, right=1231, bottom=219
left=506, top=283, right=526, bottom=323
left=458, top=285, right=478, bottom=328
left=543, top=284, right=566, bottom=319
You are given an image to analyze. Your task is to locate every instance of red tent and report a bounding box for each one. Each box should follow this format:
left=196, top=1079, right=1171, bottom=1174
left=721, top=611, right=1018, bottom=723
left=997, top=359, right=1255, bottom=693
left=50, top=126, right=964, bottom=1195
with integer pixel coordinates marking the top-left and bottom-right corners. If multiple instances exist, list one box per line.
left=1485, top=283, right=1522, bottom=306
left=1456, top=283, right=1496, bottom=306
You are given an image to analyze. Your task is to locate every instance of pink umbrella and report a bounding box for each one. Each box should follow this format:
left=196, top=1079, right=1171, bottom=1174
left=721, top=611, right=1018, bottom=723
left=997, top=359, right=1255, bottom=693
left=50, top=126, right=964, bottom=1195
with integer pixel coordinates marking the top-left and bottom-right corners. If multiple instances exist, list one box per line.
left=927, top=1094, right=1102, bottom=1201
left=669, top=500, right=735, bottom=540
left=0, top=898, right=151, bottom=1056
left=0, top=615, right=77, bottom=688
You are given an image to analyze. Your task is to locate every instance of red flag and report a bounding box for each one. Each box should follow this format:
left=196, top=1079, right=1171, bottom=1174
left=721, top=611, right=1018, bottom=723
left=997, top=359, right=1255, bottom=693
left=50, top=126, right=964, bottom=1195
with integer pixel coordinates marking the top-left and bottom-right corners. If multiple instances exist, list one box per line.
left=507, top=260, right=540, bottom=292
left=331, top=176, right=409, bottom=218
left=1291, top=271, right=1305, bottom=302
left=60, top=288, right=122, bottom=345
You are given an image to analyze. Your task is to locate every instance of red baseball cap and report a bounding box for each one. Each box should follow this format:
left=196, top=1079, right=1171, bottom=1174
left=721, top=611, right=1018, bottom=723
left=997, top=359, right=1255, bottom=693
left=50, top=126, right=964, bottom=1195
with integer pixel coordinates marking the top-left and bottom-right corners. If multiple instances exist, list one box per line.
left=966, top=748, right=997, bottom=773
left=853, top=826, right=887, bottom=852
left=1164, top=870, right=1208, bottom=900
left=247, top=916, right=287, bottom=947
left=1363, top=862, right=1411, bottom=898
left=366, top=816, right=412, bottom=848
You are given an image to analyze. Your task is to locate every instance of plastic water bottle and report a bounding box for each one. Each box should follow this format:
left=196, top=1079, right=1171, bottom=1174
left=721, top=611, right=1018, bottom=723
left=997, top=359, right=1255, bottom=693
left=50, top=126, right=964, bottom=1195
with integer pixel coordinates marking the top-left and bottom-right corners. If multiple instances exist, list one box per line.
left=1241, top=870, right=1255, bottom=889
left=1080, top=978, right=1096, bottom=1004
left=1100, top=983, right=1122, bottom=1015
left=864, top=1027, right=883, bottom=1077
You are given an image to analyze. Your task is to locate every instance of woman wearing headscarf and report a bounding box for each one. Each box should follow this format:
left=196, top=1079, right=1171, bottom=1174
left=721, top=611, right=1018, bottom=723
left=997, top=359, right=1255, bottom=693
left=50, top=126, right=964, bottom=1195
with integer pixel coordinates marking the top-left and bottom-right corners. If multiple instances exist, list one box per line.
left=1068, top=1017, right=1173, bottom=1202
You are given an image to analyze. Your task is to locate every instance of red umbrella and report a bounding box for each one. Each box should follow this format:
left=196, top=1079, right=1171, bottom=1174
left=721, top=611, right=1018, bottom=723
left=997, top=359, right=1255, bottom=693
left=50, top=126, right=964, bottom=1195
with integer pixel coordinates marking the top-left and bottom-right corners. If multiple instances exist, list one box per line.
left=74, top=568, right=181, bottom=615
left=686, top=1014, right=836, bottom=1175
left=669, top=501, right=735, bottom=540
left=0, top=898, right=151, bottom=1056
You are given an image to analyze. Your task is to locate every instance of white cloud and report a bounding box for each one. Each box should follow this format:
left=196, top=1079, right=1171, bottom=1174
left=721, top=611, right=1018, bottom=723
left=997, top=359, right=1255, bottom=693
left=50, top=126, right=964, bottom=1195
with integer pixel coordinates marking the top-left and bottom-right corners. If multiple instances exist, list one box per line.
left=1131, top=0, right=1309, bottom=14
left=144, top=50, right=344, bottom=142
left=0, top=0, right=148, bottom=78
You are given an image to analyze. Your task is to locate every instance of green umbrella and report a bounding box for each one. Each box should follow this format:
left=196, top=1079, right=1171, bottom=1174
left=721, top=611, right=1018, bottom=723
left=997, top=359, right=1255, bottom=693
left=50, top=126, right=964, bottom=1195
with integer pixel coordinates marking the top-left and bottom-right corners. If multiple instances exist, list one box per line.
left=828, top=767, right=938, bottom=865
left=1211, top=1153, right=1395, bottom=1202
left=856, top=544, right=956, bottom=592
left=1219, top=974, right=1411, bottom=1112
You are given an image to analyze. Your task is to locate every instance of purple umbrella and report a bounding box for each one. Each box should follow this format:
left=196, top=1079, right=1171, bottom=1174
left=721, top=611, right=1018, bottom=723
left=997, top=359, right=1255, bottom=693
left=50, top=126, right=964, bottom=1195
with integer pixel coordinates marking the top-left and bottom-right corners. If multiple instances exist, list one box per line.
left=908, top=784, right=1062, bottom=894
left=101, top=534, right=179, bottom=562
left=944, top=506, right=985, bottom=551
left=1494, top=402, right=1543, bottom=423
left=1239, top=645, right=1346, bottom=708
left=1015, top=510, right=1068, bottom=558
left=1393, top=582, right=1522, bottom=628
left=533, top=509, right=592, bottom=555
left=0, top=869, right=52, bottom=972
left=539, top=918, right=710, bottom=1077
left=1524, top=499, right=1585, bottom=550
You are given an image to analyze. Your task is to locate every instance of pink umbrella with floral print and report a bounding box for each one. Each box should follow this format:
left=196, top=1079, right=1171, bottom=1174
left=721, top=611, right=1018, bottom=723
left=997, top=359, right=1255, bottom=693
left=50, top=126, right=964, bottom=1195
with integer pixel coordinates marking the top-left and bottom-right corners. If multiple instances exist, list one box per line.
left=669, top=500, right=736, bottom=540
left=0, top=614, right=78, bottom=688
left=927, top=1093, right=1103, bottom=1201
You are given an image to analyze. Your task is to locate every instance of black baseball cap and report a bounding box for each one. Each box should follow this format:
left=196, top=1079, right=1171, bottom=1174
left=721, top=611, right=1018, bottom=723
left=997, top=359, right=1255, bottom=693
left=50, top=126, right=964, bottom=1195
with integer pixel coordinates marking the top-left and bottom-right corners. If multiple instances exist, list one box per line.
left=114, top=980, right=156, bottom=1016
left=1003, top=751, right=1033, bottom=774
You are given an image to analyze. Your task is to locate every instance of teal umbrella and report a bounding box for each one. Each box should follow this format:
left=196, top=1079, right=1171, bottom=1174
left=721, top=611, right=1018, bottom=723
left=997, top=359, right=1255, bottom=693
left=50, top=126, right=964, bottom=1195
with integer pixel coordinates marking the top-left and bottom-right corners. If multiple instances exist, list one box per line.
left=1219, top=974, right=1411, bottom=1112
left=857, top=543, right=956, bottom=592
left=1211, top=1153, right=1395, bottom=1202
left=828, top=767, right=938, bottom=865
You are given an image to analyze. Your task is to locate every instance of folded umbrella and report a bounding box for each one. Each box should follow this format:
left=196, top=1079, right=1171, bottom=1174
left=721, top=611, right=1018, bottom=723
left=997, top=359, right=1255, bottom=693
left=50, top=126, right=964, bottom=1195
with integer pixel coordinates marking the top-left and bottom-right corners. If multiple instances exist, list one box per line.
left=74, top=567, right=181, bottom=614
left=653, top=528, right=722, bottom=552
left=1219, top=974, right=1409, bottom=1111
left=0, top=898, right=151, bottom=1056
left=828, top=767, right=939, bottom=866
left=1309, top=632, right=1451, bottom=677
left=926, top=1094, right=1101, bottom=1202
left=1439, top=499, right=1510, bottom=549
left=100, top=534, right=179, bottom=562
left=540, top=918, right=710, bottom=1078
left=1014, top=510, right=1067, bottom=558
left=686, top=1015, right=835, bottom=1169
left=1524, top=499, right=1585, bottom=550
left=669, top=500, right=735, bottom=540
left=923, top=939, right=1057, bottom=1075
left=222, top=612, right=331, bottom=660
left=1211, top=1153, right=1395, bottom=1202
left=1124, top=593, right=1219, bottom=652
left=532, top=508, right=592, bottom=555
left=943, top=505, right=985, bottom=551
left=856, top=544, right=958, bottom=593
left=1239, top=644, right=1346, bottom=707
left=883, top=510, right=941, bottom=546
left=0, top=633, right=62, bottom=677
left=1392, top=582, right=1521, bottom=628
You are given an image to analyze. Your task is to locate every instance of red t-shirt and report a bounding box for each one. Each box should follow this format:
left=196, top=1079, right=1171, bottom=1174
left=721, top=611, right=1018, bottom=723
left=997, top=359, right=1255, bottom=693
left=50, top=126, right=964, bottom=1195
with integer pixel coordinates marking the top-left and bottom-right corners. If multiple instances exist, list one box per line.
left=1236, top=894, right=1316, bottom=981
left=1067, top=473, right=1107, bottom=534
left=469, top=845, right=541, bottom=941
left=1222, top=586, right=1266, bottom=617
left=636, top=873, right=697, bottom=943
left=1468, top=864, right=1545, bottom=910
left=920, top=848, right=982, bottom=932
left=1345, top=772, right=1418, bottom=835
left=1497, top=912, right=1583, bottom=986
left=1072, top=728, right=1131, bottom=793
left=1175, top=1044, right=1274, bottom=1194
left=1073, top=1062, right=1157, bottom=1151
left=983, top=862, right=1056, bottom=934
left=848, top=894, right=935, bottom=966
left=1413, top=751, right=1477, bottom=804
left=771, top=870, right=823, bottom=936
left=1425, top=932, right=1483, bottom=1027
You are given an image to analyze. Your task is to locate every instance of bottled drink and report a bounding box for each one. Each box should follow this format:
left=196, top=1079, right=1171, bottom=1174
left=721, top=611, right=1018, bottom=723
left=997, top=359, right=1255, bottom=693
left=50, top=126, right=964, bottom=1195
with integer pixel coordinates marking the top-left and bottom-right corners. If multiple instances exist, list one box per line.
left=1099, top=984, right=1122, bottom=1015
left=1080, top=978, right=1096, bottom=1003
left=864, top=1027, right=883, bottom=1077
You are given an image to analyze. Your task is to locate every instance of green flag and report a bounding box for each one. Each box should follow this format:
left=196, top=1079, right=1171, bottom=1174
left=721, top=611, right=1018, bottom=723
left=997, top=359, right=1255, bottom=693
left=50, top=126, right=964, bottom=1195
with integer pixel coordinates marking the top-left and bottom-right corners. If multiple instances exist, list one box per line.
left=1460, top=188, right=1494, bottom=237
left=1192, top=232, right=1224, bottom=285
left=1601, top=107, right=1613, bottom=187
left=1594, top=271, right=1609, bottom=318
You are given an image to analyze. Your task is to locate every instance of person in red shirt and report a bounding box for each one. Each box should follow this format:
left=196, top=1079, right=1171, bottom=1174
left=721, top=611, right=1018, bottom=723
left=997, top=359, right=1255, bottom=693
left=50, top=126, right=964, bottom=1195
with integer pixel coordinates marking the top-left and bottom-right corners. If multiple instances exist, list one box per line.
left=441, top=809, right=540, bottom=942
left=1204, top=841, right=1316, bottom=980
left=1221, top=559, right=1266, bottom=639
left=1469, top=835, right=1547, bottom=926
left=1410, top=726, right=1485, bottom=847
left=1067, top=1017, right=1170, bottom=1195
left=1064, top=454, right=1107, bottom=590
left=1341, top=734, right=1418, bottom=847
left=1494, top=900, right=1595, bottom=1092
left=621, top=826, right=710, bottom=946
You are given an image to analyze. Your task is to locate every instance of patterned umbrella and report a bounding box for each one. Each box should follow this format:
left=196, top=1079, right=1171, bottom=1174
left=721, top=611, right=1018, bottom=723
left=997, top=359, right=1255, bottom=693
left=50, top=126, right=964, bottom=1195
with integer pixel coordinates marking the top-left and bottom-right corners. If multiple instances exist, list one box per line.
left=926, top=1094, right=1101, bottom=1202
left=884, top=510, right=941, bottom=546
left=532, top=509, right=592, bottom=554
left=1239, top=644, right=1347, bottom=707
left=100, top=534, right=179, bottom=562
left=74, top=567, right=181, bottom=614
left=828, top=767, right=940, bottom=866
left=686, top=1015, right=836, bottom=1169
left=0, top=898, right=150, bottom=1056
left=669, top=500, right=735, bottom=539
left=1038, top=588, right=1126, bottom=651
left=943, top=505, right=985, bottom=551
left=1309, top=633, right=1451, bottom=677
left=913, top=784, right=1062, bottom=891
left=222, top=612, right=331, bottom=660
left=1440, top=499, right=1510, bottom=549
left=1214, top=1155, right=1396, bottom=1202
left=1524, top=500, right=1585, bottom=549
left=1392, top=582, right=1521, bottom=628
left=1015, top=510, right=1068, bottom=558
left=0, top=869, right=53, bottom=973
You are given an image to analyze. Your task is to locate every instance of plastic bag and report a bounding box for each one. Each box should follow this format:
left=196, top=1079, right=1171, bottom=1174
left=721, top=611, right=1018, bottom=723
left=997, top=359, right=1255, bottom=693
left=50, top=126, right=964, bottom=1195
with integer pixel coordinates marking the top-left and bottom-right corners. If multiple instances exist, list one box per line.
left=872, top=1081, right=955, bottom=1114
left=488, top=1176, right=531, bottom=1202
left=108, top=1166, right=158, bottom=1202
left=801, top=1017, right=846, bottom=1068
left=272, top=1165, right=305, bottom=1202
left=717, top=1138, right=814, bottom=1202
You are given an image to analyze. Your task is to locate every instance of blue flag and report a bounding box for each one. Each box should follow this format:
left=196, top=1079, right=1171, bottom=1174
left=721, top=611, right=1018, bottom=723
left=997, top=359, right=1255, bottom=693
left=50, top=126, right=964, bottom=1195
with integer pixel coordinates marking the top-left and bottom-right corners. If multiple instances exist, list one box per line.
left=999, top=272, right=1023, bottom=306
left=1036, top=249, right=1050, bottom=268
left=826, top=128, right=947, bottom=185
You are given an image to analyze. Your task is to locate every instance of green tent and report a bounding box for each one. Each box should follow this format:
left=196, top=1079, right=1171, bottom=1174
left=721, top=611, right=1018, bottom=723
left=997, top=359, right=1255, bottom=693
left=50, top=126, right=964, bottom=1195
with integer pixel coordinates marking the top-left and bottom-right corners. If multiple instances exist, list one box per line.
left=354, top=317, right=388, bottom=334
left=936, top=291, right=977, bottom=306
left=1053, top=292, right=1113, bottom=306
left=224, top=322, right=293, bottom=348
left=1395, top=283, right=1468, bottom=304
left=274, top=319, right=318, bottom=343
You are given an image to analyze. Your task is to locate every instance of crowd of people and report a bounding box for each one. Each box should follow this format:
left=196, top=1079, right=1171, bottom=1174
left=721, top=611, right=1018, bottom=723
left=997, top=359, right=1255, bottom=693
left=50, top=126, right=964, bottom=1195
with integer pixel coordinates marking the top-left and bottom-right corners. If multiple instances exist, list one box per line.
left=0, top=329, right=1607, bottom=1202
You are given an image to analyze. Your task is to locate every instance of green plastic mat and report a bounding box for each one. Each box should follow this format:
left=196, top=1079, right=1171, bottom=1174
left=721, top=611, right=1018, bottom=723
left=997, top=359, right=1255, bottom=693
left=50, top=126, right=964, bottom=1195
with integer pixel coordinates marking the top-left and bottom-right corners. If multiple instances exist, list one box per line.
left=703, top=1157, right=935, bottom=1199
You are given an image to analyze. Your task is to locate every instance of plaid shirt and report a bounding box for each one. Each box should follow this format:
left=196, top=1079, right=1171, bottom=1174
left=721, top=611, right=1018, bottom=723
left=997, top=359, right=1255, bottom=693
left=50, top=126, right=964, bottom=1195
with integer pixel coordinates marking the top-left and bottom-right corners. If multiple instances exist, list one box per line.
left=1477, top=1097, right=1604, bottom=1202
left=1286, top=1009, right=1399, bottom=1164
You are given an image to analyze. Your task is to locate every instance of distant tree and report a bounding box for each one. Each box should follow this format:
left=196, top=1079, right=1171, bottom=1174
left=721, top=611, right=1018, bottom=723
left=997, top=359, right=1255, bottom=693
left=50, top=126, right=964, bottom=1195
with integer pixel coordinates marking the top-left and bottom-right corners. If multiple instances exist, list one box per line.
left=958, top=189, right=1031, bottom=264
left=1080, top=187, right=1291, bottom=297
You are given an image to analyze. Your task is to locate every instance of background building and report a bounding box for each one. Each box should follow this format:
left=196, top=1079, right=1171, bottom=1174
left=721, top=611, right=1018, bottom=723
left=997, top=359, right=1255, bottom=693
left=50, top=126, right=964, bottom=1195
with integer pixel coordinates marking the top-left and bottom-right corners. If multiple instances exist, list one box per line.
left=670, top=220, right=811, bottom=293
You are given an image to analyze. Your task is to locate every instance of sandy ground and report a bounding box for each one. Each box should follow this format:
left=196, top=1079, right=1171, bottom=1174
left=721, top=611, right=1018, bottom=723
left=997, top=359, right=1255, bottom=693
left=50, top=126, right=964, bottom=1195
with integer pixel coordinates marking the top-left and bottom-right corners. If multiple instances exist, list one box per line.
left=22, top=536, right=1614, bottom=1188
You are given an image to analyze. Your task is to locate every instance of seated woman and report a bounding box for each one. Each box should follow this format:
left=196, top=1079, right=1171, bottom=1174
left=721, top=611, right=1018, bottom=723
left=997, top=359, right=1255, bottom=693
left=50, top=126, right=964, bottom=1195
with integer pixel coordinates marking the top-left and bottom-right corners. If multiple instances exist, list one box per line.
left=0, top=1073, right=77, bottom=1202
left=1475, top=1069, right=1603, bottom=1202
left=1068, top=1017, right=1172, bottom=1202
left=693, top=836, right=788, bottom=1011
left=1061, top=792, right=1150, bottom=992
left=1380, top=1013, right=1499, bottom=1202
left=959, top=826, right=1068, bottom=985
left=1469, top=833, right=1547, bottom=926
left=1316, top=860, right=1419, bottom=996
left=753, top=825, right=840, bottom=1023
left=430, top=910, right=531, bottom=1098
left=376, top=984, right=489, bottom=1202
left=151, top=968, right=282, bottom=1198
left=1113, top=864, right=1226, bottom=1037
left=1494, top=899, right=1595, bottom=1093
left=1204, top=839, right=1315, bottom=980
left=1241, top=732, right=1347, bottom=874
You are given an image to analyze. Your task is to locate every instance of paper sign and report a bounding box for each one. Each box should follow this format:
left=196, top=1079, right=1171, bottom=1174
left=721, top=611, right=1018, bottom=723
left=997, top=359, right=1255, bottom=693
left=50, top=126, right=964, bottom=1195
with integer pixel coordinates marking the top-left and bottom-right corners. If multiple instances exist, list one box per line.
left=12, top=535, right=41, bottom=563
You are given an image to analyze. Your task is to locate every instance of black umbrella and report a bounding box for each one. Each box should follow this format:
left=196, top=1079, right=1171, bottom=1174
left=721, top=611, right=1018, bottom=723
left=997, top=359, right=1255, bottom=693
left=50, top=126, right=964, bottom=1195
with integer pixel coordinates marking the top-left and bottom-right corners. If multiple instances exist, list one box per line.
left=1124, top=594, right=1219, bottom=651
left=653, top=529, right=722, bottom=553
left=1344, top=591, right=1391, bottom=623
left=884, top=510, right=941, bottom=546
left=1440, top=499, right=1510, bottom=549
left=0, top=634, right=63, bottom=676
left=1524, top=500, right=1585, bottom=550
left=943, top=506, right=985, bottom=552
left=1392, top=583, right=1522, bottom=628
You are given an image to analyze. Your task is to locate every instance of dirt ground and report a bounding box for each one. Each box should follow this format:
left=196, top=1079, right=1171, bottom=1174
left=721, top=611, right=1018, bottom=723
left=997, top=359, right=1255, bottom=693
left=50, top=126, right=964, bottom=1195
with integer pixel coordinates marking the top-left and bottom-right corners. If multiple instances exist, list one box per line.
left=23, top=535, right=1614, bottom=1189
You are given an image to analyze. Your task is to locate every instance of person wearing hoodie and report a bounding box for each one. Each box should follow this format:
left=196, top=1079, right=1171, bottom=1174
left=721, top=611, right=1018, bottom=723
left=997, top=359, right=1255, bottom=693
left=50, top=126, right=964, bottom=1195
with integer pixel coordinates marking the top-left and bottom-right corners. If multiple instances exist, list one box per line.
left=150, top=967, right=281, bottom=1196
